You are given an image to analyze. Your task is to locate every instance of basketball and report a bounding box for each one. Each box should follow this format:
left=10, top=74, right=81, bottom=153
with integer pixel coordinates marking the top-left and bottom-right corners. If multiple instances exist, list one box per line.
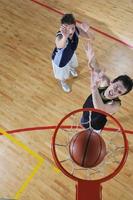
left=69, top=129, right=106, bottom=168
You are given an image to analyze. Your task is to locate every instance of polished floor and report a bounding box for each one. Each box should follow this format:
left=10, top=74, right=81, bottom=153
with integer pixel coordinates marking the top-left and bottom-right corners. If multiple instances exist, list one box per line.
left=0, top=0, right=133, bottom=199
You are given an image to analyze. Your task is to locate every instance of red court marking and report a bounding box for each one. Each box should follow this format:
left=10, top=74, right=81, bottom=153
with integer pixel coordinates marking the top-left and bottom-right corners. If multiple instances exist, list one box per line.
left=3, top=126, right=133, bottom=135
left=31, top=0, right=133, bottom=48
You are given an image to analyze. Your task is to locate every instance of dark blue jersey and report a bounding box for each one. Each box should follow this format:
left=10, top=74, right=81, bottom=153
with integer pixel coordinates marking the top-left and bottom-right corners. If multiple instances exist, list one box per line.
left=81, top=87, right=121, bottom=130
left=52, top=27, right=79, bottom=68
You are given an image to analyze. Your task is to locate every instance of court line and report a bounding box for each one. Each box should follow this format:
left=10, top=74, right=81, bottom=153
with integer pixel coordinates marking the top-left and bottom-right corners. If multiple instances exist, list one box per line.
left=1, top=124, right=132, bottom=197
left=31, top=0, right=133, bottom=48
left=0, top=128, right=44, bottom=199
left=6, top=126, right=133, bottom=135
left=15, top=160, right=43, bottom=199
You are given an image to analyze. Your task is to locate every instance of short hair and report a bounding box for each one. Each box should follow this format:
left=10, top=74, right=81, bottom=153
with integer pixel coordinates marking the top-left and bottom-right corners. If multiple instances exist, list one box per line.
left=61, top=13, right=76, bottom=25
left=112, top=75, right=133, bottom=95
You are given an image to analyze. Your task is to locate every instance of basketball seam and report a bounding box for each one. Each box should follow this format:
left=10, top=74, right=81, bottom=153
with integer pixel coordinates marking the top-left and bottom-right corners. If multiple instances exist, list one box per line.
left=91, top=134, right=104, bottom=167
left=82, top=129, right=92, bottom=167
left=69, top=133, right=79, bottom=160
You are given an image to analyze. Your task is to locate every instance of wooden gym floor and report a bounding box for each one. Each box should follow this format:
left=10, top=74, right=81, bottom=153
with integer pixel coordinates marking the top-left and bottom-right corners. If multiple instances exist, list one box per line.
left=0, top=0, right=133, bottom=199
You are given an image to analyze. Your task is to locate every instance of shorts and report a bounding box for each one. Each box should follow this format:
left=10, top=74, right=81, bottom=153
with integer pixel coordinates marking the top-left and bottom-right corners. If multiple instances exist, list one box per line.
left=80, top=116, right=102, bottom=134
left=52, top=53, right=78, bottom=81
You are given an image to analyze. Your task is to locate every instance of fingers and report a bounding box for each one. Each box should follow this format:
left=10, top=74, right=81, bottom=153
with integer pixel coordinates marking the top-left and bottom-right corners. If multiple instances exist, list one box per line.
left=80, top=21, right=95, bottom=40
left=80, top=22, right=90, bottom=32
left=84, top=42, right=95, bottom=63
left=98, top=71, right=104, bottom=78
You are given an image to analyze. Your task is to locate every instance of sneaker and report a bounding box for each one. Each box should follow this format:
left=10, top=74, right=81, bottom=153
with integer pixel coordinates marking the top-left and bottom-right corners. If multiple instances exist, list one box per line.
left=61, top=82, right=71, bottom=93
left=70, top=69, right=78, bottom=77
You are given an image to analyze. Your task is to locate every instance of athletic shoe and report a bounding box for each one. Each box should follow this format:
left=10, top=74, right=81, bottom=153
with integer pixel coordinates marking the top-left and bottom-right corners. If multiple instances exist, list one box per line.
left=70, top=69, right=78, bottom=77
left=61, top=82, right=71, bottom=93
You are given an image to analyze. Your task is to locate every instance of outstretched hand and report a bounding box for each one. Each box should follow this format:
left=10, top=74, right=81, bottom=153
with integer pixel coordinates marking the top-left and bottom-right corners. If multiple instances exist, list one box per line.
left=91, top=68, right=110, bottom=89
left=83, top=40, right=95, bottom=64
left=80, top=21, right=95, bottom=40
left=83, top=41, right=100, bottom=72
left=80, top=22, right=90, bottom=33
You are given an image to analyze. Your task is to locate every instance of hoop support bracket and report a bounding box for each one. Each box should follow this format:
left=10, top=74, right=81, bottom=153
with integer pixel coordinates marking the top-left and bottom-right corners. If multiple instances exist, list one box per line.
left=76, top=181, right=102, bottom=200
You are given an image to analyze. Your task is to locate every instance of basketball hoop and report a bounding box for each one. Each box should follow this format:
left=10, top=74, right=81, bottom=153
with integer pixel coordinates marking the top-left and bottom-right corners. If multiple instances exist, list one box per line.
left=51, top=108, right=128, bottom=200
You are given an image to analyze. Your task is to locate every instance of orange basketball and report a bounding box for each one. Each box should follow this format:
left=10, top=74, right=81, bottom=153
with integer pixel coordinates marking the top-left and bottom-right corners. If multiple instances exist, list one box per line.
left=69, top=129, right=106, bottom=168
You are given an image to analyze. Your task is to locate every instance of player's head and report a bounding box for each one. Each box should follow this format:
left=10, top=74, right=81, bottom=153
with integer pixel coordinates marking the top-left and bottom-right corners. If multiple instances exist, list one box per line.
left=61, top=13, right=76, bottom=25
left=104, top=75, right=133, bottom=99
left=61, top=14, right=76, bottom=36
left=112, top=75, right=133, bottom=95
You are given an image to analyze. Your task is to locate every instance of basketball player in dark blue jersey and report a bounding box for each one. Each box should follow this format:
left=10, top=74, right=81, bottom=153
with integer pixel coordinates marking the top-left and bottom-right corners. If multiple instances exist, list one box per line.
left=52, top=13, right=94, bottom=92
left=81, top=41, right=133, bottom=133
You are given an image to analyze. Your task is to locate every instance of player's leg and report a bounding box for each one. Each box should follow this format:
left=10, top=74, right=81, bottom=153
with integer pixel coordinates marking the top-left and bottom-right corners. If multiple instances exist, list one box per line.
left=69, top=53, right=78, bottom=77
left=52, top=61, right=71, bottom=92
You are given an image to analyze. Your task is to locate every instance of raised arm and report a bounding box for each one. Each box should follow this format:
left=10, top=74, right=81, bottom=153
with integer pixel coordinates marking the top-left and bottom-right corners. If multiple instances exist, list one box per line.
left=55, top=25, right=70, bottom=49
left=84, top=40, right=101, bottom=71
left=76, top=22, right=95, bottom=40
left=84, top=41, right=110, bottom=86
